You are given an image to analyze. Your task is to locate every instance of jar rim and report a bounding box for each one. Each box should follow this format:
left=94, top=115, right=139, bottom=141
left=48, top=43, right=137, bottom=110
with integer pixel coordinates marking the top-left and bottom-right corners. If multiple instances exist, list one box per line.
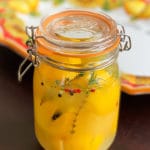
left=36, top=9, right=120, bottom=58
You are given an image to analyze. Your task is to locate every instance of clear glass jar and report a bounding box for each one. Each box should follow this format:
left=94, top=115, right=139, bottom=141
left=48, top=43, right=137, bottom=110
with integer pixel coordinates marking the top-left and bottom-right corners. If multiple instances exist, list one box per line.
left=20, top=10, right=131, bottom=150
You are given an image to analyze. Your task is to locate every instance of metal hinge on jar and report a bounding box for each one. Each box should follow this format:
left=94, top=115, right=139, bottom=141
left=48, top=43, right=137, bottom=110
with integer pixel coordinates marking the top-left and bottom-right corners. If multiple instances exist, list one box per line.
left=18, top=26, right=39, bottom=82
left=117, top=24, right=131, bottom=51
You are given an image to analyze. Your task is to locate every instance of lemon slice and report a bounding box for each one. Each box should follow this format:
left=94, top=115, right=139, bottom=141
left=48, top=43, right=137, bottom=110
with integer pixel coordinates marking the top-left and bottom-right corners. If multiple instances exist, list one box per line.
left=124, top=0, right=146, bottom=18
left=139, top=5, right=150, bottom=18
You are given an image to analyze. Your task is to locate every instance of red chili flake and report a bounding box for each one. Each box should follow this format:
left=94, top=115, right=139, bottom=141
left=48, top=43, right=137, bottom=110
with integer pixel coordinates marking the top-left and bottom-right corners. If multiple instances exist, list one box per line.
left=64, top=88, right=70, bottom=92
left=90, top=88, right=96, bottom=92
left=76, top=89, right=81, bottom=93
left=73, top=89, right=77, bottom=93
left=72, top=89, right=81, bottom=93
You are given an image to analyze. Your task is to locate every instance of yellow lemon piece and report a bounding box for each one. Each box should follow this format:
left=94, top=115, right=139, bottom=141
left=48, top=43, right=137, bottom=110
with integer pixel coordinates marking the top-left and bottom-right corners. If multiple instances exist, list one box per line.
left=35, top=97, right=75, bottom=137
left=26, top=0, right=39, bottom=11
left=87, top=79, right=120, bottom=115
left=4, top=17, right=27, bottom=40
left=110, top=107, right=119, bottom=134
left=8, top=0, right=39, bottom=14
left=63, top=134, right=104, bottom=150
left=139, top=4, right=150, bottom=18
left=124, top=0, right=146, bottom=18
left=35, top=61, right=78, bottom=82
left=68, top=0, right=102, bottom=7
left=68, top=57, right=81, bottom=65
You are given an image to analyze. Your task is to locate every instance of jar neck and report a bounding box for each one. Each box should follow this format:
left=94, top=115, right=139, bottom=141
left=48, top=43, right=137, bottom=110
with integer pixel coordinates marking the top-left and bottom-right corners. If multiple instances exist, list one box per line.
left=38, top=47, right=119, bottom=72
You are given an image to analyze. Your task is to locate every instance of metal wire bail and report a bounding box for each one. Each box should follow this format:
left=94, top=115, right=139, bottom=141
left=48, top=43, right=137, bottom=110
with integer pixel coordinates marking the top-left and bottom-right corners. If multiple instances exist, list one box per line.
left=18, top=26, right=39, bottom=82
left=117, top=24, right=132, bottom=51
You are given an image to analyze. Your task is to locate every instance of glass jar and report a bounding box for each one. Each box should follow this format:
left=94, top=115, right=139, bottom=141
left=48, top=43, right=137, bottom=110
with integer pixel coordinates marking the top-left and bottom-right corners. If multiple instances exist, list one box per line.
left=18, top=10, right=131, bottom=150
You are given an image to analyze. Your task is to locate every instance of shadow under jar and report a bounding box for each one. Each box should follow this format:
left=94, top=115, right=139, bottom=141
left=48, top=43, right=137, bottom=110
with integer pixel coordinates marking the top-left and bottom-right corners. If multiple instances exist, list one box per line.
left=22, top=10, right=131, bottom=150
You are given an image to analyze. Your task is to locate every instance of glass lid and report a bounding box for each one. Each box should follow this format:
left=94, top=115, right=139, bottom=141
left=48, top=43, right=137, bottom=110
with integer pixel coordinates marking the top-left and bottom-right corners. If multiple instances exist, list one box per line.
left=38, top=10, right=120, bottom=56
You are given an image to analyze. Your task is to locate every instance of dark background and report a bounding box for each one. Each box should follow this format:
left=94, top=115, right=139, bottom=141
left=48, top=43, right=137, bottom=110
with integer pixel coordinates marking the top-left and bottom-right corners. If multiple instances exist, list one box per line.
left=0, top=46, right=150, bottom=150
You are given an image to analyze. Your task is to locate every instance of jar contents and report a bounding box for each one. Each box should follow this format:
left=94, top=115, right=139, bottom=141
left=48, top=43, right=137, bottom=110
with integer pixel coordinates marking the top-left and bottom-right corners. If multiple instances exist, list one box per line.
left=33, top=59, right=120, bottom=150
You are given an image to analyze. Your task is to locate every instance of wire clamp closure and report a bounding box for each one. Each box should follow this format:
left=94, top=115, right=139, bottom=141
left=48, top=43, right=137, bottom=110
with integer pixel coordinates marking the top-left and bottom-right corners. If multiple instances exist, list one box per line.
left=117, top=24, right=131, bottom=51
left=18, top=26, right=39, bottom=82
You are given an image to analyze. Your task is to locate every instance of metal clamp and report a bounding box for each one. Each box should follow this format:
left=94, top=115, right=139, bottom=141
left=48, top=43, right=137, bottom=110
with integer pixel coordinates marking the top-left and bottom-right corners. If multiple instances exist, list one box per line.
left=117, top=24, right=132, bottom=51
left=18, top=26, right=40, bottom=82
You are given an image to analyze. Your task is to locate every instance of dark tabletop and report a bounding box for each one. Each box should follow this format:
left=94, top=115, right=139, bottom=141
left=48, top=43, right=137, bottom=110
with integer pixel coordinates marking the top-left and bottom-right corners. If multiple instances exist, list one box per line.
left=0, top=46, right=150, bottom=150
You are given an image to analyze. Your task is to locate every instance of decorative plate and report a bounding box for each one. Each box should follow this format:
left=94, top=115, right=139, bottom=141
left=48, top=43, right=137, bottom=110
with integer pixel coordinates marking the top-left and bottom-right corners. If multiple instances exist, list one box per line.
left=0, top=0, right=150, bottom=95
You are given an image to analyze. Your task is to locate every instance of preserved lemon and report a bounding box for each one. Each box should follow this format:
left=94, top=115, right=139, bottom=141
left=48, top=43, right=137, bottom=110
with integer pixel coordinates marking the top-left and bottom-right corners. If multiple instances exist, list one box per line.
left=34, top=60, right=120, bottom=150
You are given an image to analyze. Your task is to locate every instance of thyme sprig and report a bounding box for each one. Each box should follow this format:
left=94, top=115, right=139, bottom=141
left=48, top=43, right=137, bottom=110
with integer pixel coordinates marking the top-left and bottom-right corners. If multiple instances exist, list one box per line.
left=88, top=71, right=99, bottom=86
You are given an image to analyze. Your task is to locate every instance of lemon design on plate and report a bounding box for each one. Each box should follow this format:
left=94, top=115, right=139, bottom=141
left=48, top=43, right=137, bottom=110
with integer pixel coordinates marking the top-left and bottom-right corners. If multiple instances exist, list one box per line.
left=8, top=0, right=39, bottom=14
left=124, top=0, right=150, bottom=19
left=68, top=0, right=123, bottom=10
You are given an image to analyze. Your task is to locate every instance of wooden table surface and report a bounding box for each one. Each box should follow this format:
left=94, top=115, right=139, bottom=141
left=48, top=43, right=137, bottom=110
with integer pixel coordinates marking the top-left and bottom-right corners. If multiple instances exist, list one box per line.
left=0, top=46, right=150, bottom=150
